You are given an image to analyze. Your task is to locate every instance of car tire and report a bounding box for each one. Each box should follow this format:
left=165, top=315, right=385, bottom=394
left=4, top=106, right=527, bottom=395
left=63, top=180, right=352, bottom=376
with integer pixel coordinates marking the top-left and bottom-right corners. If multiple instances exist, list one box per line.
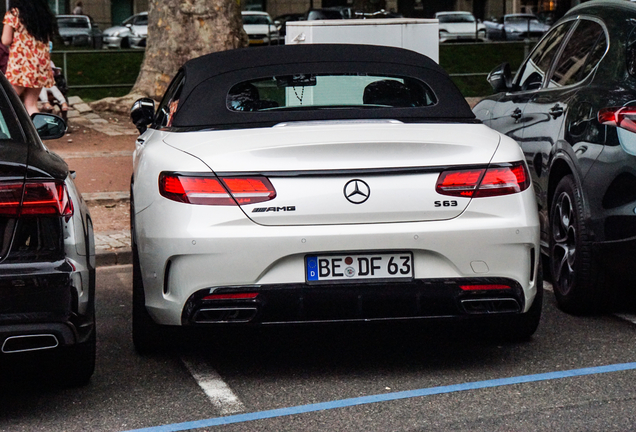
left=550, top=175, right=605, bottom=314
left=53, top=321, right=96, bottom=387
left=121, top=37, right=130, bottom=49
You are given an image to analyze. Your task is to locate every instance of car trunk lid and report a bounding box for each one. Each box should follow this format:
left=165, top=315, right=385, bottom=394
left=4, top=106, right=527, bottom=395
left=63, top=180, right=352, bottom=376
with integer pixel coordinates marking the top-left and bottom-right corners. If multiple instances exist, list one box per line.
left=163, top=121, right=501, bottom=225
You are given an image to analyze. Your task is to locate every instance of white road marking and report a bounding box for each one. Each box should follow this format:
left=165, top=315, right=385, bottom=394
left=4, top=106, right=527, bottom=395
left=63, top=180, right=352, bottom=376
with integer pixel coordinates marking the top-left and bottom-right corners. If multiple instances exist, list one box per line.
left=181, top=355, right=245, bottom=415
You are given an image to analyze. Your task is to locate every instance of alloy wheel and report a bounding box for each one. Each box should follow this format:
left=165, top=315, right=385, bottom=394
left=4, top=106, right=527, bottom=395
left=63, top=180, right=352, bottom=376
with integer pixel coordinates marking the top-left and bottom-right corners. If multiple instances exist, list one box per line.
left=551, top=191, right=576, bottom=295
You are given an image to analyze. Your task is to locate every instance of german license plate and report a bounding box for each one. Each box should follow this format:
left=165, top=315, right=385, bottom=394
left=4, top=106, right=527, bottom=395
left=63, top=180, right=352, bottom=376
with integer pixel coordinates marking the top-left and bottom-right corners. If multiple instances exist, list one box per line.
left=306, top=252, right=413, bottom=282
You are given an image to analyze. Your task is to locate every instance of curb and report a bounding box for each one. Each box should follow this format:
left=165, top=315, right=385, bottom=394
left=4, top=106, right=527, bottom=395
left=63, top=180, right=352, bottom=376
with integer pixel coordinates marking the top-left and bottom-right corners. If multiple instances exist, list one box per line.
left=84, top=191, right=130, bottom=204
left=96, top=247, right=132, bottom=267
left=87, top=191, right=132, bottom=267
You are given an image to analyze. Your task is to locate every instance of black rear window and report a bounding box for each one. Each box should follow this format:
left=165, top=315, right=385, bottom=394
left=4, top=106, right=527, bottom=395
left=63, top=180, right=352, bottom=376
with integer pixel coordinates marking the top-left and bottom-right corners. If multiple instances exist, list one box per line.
left=167, top=44, right=476, bottom=130
left=227, top=74, right=437, bottom=112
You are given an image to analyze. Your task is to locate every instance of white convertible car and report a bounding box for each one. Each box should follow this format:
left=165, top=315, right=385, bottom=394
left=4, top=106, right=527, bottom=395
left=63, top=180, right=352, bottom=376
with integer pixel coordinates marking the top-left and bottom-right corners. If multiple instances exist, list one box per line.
left=130, top=44, right=541, bottom=353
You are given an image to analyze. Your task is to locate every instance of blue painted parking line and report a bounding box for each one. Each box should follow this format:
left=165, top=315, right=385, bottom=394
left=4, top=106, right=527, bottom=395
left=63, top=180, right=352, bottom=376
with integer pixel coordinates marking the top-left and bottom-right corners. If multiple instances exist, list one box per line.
left=123, top=361, right=636, bottom=432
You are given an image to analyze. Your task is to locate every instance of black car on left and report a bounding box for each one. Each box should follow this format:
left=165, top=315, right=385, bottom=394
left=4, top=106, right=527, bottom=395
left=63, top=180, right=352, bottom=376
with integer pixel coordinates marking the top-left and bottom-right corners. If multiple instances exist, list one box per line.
left=474, top=0, right=636, bottom=315
left=0, top=74, right=96, bottom=385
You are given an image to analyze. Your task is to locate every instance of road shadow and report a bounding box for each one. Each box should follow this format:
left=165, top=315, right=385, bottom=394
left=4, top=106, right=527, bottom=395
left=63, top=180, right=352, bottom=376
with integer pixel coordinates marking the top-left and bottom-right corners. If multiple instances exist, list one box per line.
left=170, top=319, right=538, bottom=376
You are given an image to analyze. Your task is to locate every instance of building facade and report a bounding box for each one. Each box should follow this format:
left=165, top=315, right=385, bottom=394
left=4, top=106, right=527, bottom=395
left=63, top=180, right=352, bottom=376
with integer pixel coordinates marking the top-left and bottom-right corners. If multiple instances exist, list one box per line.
left=0, top=0, right=581, bottom=31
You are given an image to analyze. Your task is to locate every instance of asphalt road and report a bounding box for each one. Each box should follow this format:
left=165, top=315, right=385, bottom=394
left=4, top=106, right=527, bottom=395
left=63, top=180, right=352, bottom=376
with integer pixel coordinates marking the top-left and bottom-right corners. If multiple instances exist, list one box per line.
left=2, top=266, right=636, bottom=431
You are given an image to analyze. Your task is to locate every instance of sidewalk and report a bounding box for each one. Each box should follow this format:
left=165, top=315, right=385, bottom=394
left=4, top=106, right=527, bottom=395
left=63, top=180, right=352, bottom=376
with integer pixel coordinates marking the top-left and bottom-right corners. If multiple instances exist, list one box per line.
left=85, top=192, right=132, bottom=267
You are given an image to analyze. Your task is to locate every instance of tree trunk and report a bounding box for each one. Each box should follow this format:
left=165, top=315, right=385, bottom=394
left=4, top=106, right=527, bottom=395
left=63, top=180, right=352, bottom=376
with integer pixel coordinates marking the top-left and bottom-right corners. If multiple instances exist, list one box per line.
left=132, top=0, right=248, bottom=100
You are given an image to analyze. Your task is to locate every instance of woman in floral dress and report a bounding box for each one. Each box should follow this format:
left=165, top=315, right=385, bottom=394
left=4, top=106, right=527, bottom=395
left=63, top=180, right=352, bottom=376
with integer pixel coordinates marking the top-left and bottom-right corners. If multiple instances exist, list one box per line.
left=1, top=0, right=57, bottom=115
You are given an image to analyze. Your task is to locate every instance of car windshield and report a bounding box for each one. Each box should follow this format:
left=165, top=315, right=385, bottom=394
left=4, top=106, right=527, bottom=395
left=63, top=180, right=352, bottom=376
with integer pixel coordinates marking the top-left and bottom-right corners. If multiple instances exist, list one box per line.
left=242, top=15, right=272, bottom=25
left=227, top=74, right=437, bottom=111
left=438, top=14, right=475, bottom=23
left=57, top=17, right=89, bottom=28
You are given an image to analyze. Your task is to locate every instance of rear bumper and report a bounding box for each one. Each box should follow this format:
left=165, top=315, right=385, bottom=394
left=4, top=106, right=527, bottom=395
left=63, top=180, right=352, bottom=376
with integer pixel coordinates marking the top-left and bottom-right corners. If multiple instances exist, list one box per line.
left=0, top=259, right=94, bottom=353
left=103, top=35, right=121, bottom=47
left=103, top=35, right=145, bottom=48
left=181, top=277, right=527, bottom=325
left=136, top=188, right=540, bottom=326
left=439, top=32, right=485, bottom=42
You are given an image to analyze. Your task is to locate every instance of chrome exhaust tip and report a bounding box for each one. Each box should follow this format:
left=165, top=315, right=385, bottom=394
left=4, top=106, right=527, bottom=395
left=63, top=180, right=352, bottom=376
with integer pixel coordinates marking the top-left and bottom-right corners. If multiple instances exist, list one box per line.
left=2, top=334, right=59, bottom=353
left=460, top=298, right=521, bottom=314
left=193, top=307, right=258, bottom=323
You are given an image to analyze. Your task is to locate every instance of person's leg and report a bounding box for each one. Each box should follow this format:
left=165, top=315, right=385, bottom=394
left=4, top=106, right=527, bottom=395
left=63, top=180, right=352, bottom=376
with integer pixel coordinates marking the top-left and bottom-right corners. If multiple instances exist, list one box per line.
left=12, top=84, right=24, bottom=97
left=39, top=88, right=54, bottom=112
left=22, top=87, right=41, bottom=115
left=49, top=85, right=67, bottom=110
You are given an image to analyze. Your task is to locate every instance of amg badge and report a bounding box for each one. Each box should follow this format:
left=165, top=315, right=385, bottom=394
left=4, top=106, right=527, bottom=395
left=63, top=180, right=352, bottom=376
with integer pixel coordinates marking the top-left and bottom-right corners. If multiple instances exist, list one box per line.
left=252, top=206, right=296, bottom=213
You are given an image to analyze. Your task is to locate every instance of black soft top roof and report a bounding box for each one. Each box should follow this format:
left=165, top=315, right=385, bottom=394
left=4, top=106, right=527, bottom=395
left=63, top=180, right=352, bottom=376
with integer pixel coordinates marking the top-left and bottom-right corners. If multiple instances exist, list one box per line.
left=171, top=44, right=475, bottom=129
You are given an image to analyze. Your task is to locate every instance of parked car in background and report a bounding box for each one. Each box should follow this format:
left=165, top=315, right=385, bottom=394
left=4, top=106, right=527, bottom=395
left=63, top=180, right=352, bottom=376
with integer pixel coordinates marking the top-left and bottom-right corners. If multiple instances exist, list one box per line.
left=354, top=9, right=403, bottom=18
left=305, top=7, right=350, bottom=20
left=56, top=15, right=103, bottom=48
left=128, top=44, right=542, bottom=353
left=0, top=74, right=96, bottom=385
left=274, top=12, right=305, bottom=38
left=242, top=11, right=280, bottom=46
left=483, top=13, right=550, bottom=40
left=473, top=0, right=636, bottom=314
left=102, top=11, right=148, bottom=49
left=435, top=11, right=487, bottom=42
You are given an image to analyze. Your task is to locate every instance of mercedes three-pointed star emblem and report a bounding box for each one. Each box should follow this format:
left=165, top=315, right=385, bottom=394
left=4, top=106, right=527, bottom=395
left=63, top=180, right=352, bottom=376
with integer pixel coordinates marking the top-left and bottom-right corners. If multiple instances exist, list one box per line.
left=344, top=179, right=370, bottom=204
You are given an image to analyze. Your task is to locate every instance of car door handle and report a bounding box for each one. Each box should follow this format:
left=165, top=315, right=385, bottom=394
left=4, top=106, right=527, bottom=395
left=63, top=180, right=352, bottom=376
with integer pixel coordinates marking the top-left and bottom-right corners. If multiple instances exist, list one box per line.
left=549, top=104, right=564, bottom=119
left=511, top=108, right=522, bottom=120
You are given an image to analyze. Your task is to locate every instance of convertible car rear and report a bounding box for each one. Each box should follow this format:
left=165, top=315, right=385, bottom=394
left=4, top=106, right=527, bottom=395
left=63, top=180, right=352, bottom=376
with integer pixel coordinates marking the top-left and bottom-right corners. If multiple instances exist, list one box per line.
left=130, top=44, right=541, bottom=353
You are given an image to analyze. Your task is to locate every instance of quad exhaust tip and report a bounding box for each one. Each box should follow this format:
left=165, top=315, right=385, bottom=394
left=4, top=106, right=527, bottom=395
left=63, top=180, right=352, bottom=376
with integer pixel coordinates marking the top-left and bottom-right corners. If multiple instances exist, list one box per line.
left=461, top=298, right=521, bottom=314
left=193, top=307, right=258, bottom=323
left=2, top=334, right=59, bottom=353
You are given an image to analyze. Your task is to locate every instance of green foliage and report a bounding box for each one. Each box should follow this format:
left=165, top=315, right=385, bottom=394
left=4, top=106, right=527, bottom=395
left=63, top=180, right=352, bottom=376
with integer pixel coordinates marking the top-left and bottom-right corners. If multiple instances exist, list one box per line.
left=54, top=42, right=532, bottom=101
left=439, top=41, right=531, bottom=97
left=51, top=50, right=145, bottom=101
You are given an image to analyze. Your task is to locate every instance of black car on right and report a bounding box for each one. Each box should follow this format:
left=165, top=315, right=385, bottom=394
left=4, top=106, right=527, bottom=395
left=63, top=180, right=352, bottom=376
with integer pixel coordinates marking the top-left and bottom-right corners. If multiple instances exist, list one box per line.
left=474, top=0, right=636, bottom=314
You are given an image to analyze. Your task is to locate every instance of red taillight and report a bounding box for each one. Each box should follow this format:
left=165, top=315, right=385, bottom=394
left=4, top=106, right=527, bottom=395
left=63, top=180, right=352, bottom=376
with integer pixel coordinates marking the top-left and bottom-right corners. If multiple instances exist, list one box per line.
left=160, top=175, right=232, bottom=205
left=475, top=164, right=529, bottom=197
left=436, top=162, right=530, bottom=198
left=202, top=293, right=259, bottom=300
left=221, top=177, right=277, bottom=205
left=159, top=173, right=276, bottom=206
left=0, top=181, right=73, bottom=217
left=459, top=284, right=511, bottom=291
left=598, top=106, right=636, bottom=133
left=435, top=169, right=484, bottom=197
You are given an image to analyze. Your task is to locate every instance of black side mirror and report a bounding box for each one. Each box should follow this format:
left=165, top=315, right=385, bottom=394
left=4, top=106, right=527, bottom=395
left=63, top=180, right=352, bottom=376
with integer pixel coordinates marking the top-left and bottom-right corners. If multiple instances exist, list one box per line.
left=487, top=62, right=512, bottom=93
left=31, top=113, right=67, bottom=140
left=131, top=98, right=155, bottom=134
